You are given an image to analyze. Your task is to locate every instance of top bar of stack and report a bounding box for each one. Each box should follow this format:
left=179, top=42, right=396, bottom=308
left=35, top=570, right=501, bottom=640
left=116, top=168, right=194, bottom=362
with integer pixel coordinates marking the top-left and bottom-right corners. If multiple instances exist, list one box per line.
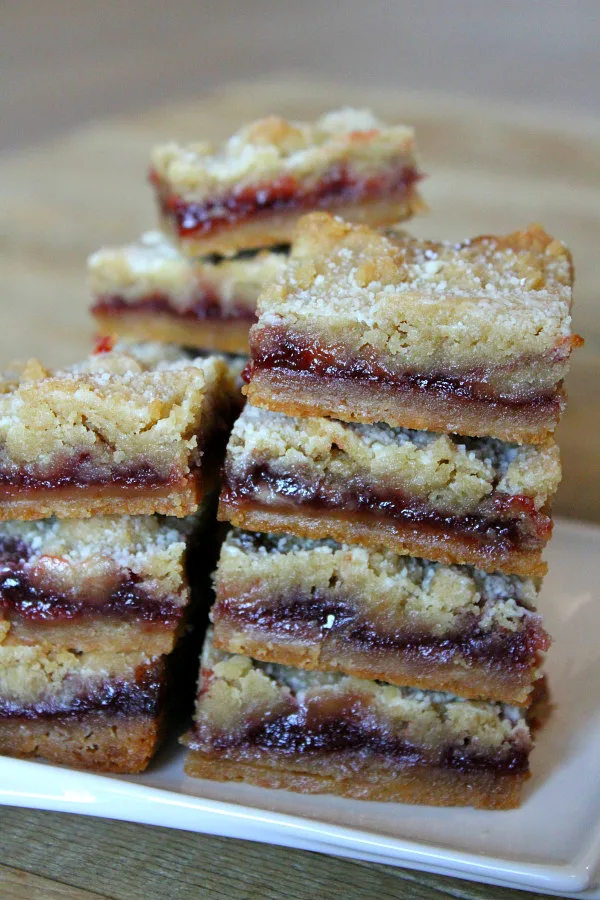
left=0, top=342, right=239, bottom=520
left=244, top=213, right=579, bottom=444
left=91, top=110, right=424, bottom=356
left=131, top=107, right=578, bottom=809
left=149, top=109, right=424, bottom=257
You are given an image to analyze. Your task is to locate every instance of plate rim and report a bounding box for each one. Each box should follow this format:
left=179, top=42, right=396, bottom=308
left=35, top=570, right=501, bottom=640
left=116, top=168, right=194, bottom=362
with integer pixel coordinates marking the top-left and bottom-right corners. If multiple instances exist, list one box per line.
left=0, top=754, right=592, bottom=893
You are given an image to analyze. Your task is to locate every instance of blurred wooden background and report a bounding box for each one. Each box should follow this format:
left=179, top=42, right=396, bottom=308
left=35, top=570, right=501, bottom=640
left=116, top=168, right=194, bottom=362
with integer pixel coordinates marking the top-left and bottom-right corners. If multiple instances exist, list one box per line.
left=2, top=0, right=599, bottom=154
left=0, top=5, right=599, bottom=899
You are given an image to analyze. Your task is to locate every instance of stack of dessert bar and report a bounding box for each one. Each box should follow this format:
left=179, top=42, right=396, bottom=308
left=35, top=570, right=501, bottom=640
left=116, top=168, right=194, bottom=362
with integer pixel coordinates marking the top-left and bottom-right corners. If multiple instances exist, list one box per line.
left=89, top=109, right=423, bottom=356
left=1, top=109, right=423, bottom=775
left=184, top=211, right=579, bottom=809
left=0, top=342, right=238, bottom=771
left=1, top=104, right=580, bottom=811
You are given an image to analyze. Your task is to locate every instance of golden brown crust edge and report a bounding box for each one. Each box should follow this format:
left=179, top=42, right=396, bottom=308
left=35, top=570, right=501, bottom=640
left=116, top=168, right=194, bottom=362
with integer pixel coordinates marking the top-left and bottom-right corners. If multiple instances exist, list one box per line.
left=0, top=713, right=162, bottom=774
left=93, top=311, right=252, bottom=356
left=0, top=481, right=204, bottom=521
left=3, top=618, right=183, bottom=656
left=211, top=627, right=537, bottom=705
left=244, top=370, right=565, bottom=445
left=184, top=753, right=526, bottom=810
left=217, top=501, right=548, bottom=578
left=160, top=195, right=424, bottom=258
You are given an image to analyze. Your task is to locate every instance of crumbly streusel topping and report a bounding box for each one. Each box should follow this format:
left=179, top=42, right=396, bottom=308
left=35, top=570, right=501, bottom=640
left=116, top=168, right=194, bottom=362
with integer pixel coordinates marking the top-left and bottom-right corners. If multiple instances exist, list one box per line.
left=0, top=514, right=198, bottom=596
left=151, top=109, right=417, bottom=198
left=0, top=343, right=229, bottom=470
left=254, top=213, right=574, bottom=368
left=0, top=644, right=154, bottom=706
left=197, top=630, right=529, bottom=745
left=217, top=528, right=539, bottom=631
left=224, top=405, right=561, bottom=512
left=89, top=232, right=287, bottom=313
left=88, top=231, right=192, bottom=298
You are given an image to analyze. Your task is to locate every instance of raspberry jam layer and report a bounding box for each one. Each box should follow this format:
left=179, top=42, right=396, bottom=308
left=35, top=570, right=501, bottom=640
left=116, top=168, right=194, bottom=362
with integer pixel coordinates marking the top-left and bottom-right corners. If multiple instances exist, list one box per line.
left=0, top=539, right=181, bottom=627
left=93, top=292, right=257, bottom=324
left=152, top=164, right=419, bottom=238
left=214, top=592, right=549, bottom=670
left=0, top=662, right=164, bottom=719
left=194, top=693, right=529, bottom=775
left=248, top=328, right=563, bottom=408
left=0, top=452, right=180, bottom=497
left=222, top=465, right=551, bottom=554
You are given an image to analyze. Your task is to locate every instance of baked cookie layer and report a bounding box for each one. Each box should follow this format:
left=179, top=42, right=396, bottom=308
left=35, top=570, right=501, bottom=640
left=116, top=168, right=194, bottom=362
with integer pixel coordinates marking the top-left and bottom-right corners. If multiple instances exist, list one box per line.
left=0, top=514, right=201, bottom=654
left=0, top=342, right=239, bottom=519
left=211, top=529, right=548, bottom=704
left=244, top=214, right=580, bottom=443
left=0, top=645, right=166, bottom=772
left=183, top=631, right=533, bottom=809
left=218, top=406, right=560, bottom=576
left=150, top=109, right=423, bottom=256
left=0, top=712, right=162, bottom=774
left=90, top=233, right=287, bottom=354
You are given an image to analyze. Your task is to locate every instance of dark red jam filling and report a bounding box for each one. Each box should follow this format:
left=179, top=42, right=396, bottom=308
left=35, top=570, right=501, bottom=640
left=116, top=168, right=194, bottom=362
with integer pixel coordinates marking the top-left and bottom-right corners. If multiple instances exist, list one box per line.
left=0, top=451, right=179, bottom=494
left=0, top=661, right=164, bottom=719
left=93, top=291, right=257, bottom=323
left=248, top=329, right=560, bottom=408
left=151, top=164, right=419, bottom=238
left=215, top=592, right=549, bottom=669
left=221, top=465, right=551, bottom=553
left=199, top=699, right=528, bottom=774
left=0, top=554, right=181, bottom=627
left=0, top=536, right=30, bottom=564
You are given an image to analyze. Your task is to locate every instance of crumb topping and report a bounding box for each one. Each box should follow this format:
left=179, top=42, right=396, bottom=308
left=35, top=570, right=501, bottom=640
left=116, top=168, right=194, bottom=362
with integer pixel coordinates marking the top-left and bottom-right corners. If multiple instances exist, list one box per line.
left=0, top=644, right=154, bottom=707
left=254, top=214, right=575, bottom=370
left=0, top=514, right=197, bottom=597
left=0, top=343, right=229, bottom=471
left=89, top=232, right=287, bottom=314
left=217, top=528, right=539, bottom=632
left=151, top=109, right=416, bottom=198
left=224, top=405, right=561, bottom=512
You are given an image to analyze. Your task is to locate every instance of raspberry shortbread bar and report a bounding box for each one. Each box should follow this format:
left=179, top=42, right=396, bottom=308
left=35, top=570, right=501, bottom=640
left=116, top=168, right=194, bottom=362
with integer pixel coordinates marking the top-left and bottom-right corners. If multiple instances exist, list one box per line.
left=89, top=232, right=287, bottom=354
left=218, top=406, right=561, bottom=577
left=150, top=109, right=423, bottom=257
left=0, top=645, right=166, bottom=772
left=183, top=631, right=535, bottom=809
left=0, top=343, right=239, bottom=520
left=245, top=214, right=580, bottom=443
left=0, top=513, right=202, bottom=656
left=211, top=530, right=548, bottom=704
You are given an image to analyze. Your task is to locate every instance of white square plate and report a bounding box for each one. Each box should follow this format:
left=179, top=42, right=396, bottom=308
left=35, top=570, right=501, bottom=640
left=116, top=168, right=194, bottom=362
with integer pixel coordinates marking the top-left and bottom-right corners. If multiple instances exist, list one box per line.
left=3, top=519, right=600, bottom=897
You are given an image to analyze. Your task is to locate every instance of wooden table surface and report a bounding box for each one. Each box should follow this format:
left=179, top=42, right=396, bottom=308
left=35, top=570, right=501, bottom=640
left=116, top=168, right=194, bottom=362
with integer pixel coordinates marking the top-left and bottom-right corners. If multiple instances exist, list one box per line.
left=1, top=78, right=599, bottom=899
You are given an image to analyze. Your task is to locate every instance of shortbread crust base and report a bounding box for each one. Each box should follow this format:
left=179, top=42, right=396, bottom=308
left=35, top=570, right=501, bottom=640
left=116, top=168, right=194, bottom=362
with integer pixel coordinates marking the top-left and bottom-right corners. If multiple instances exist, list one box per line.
left=184, top=752, right=526, bottom=810
left=245, top=370, right=564, bottom=445
left=211, top=626, right=539, bottom=705
left=94, top=311, right=253, bottom=356
left=0, top=479, right=207, bottom=521
left=218, top=501, right=548, bottom=577
left=0, top=712, right=162, bottom=773
left=160, top=195, right=424, bottom=258
left=2, top=618, right=184, bottom=656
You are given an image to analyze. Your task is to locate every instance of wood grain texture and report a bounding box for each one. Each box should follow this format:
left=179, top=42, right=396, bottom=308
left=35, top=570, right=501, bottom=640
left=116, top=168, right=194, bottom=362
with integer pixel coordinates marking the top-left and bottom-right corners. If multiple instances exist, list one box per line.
left=0, top=79, right=598, bottom=900
left=2, top=1, right=599, bottom=154
left=0, top=807, right=549, bottom=900
left=0, top=77, right=598, bottom=521
left=0, top=863, right=107, bottom=900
